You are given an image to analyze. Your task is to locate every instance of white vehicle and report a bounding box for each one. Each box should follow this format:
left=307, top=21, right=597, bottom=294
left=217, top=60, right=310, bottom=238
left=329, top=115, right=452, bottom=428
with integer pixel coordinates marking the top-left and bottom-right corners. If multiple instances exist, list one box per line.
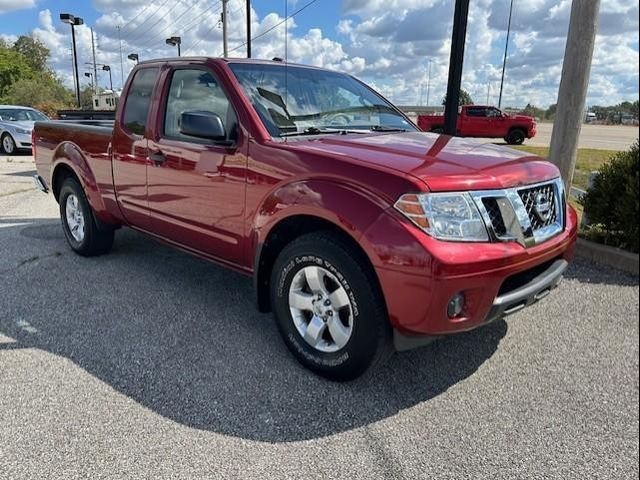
left=585, top=112, right=597, bottom=123
left=0, top=105, right=49, bottom=154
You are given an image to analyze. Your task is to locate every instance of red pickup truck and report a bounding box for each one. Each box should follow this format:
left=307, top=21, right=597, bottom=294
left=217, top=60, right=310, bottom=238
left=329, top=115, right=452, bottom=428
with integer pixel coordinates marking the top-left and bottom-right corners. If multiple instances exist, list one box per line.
left=418, top=105, right=537, bottom=145
left=33, top=58, right=576, bottom=381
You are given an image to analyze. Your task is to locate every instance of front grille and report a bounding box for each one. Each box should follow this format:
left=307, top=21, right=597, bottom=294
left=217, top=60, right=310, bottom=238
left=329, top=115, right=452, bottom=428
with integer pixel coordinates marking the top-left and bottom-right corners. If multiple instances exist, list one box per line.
left=518, top=183, right=558, bottom=231
left=482, top=198, right=507, bottom=236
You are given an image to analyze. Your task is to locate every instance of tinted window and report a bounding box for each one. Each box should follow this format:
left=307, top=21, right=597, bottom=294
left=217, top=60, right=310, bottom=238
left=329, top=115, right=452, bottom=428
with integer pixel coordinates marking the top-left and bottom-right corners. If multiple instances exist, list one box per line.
left=0, top=109, right=48, bottom=121
left=164, top=69, right=236, bottom=142
left=466, top=107, right=488, bottom=117
left=123, top=68, right=159, bottom=135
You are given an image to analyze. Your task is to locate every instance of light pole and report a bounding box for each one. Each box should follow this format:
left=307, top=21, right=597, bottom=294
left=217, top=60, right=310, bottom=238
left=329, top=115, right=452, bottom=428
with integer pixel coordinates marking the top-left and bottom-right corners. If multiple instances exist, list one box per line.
left=498, top=0, right=514, bottom=109
left=60, top=13, right=84, bottom=108
left=102, top=65, right=113, bottom=91
left=127, top=53, right=139, bottom=64
left=426, top=59, right=432, bottom=107
left=165, top=36, right=181, bottom=56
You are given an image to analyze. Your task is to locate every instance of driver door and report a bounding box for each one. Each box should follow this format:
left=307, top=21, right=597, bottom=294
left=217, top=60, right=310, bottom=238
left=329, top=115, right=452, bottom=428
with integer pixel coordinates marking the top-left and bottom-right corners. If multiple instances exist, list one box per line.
left=146, top=67, right=247, bottom=265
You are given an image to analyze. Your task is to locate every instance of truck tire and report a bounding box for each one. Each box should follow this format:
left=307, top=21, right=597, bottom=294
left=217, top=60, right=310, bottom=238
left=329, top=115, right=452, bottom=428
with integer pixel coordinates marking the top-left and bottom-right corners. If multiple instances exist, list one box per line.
left=270, top=232, right=392, bottom=381
left=59, top=177, right=114, bottom=256
left=506, top=128, right=526, bottom=145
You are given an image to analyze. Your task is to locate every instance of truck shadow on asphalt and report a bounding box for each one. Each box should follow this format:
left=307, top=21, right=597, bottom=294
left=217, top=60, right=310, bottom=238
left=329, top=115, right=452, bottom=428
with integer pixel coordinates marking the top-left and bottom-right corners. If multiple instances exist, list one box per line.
left=0, top=219, right=511, bottom=442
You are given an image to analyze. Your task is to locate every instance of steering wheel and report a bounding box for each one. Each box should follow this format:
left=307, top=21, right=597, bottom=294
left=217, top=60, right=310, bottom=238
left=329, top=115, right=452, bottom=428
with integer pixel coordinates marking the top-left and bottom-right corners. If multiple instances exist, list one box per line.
left=323, top=113, right=350, bottom=127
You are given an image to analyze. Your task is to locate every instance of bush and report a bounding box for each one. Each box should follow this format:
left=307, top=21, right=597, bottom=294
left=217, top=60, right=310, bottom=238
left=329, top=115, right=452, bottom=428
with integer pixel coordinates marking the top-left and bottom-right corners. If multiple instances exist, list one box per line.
left=579, top=140, right=639, bottom=252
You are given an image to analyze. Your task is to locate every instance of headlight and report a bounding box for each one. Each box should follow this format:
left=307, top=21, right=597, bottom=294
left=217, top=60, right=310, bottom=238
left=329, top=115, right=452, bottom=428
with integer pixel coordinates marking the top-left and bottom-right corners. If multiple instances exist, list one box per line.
left=395, top=192, right=489, bottom=242
left=14, top=127, right=31, bottom=134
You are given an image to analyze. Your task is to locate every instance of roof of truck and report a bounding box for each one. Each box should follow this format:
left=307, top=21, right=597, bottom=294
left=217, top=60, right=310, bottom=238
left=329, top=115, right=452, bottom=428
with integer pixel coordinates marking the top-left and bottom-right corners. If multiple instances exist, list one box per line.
left=137, top=56, right=328, bottom=70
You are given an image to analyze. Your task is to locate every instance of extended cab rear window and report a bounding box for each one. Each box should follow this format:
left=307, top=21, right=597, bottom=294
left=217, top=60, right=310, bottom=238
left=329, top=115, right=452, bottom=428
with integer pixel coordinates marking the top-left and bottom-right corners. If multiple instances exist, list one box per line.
left=122, top=67, right=159, bottom=135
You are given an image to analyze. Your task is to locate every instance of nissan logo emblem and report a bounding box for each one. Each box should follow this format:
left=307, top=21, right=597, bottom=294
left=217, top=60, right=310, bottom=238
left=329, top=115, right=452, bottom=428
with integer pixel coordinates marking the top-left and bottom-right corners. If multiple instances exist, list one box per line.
left=534, top=192, right=552, bottom=222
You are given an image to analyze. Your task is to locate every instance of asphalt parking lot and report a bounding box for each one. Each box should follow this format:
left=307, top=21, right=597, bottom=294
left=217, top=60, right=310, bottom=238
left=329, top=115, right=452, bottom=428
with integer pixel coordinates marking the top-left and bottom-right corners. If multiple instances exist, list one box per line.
left=1, top=154, right=638, bottom=479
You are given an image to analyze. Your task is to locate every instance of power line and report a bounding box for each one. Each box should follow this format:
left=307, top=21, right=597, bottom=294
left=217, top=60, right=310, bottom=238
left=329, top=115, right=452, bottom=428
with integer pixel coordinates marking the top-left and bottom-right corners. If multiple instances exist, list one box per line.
left=123, top=0, right=176, bottom=44
left=139, top=1, right=220, bottom=50
left=119, top=1, right=157, bottom=32
left=227, top=0, right=319, bottom=55
left=186, top=1, right=243, bottom=55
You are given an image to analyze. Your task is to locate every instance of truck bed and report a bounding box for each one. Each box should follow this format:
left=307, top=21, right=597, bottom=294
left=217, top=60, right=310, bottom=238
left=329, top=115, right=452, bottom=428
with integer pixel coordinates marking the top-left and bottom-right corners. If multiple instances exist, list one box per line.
left=33, top=120, right=114, bottom=196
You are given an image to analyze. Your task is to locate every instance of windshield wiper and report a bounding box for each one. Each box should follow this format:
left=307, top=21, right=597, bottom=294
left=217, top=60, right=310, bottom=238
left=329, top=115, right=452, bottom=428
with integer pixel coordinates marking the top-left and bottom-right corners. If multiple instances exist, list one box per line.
left=280, top=127, right=367, bottom=137
left=369, top=125, right=408, bottom=132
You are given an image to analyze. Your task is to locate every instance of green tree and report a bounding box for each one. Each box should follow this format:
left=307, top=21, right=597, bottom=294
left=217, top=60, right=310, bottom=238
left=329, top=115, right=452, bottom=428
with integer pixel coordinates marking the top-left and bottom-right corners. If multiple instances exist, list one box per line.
left=12, top=36, right=50, bottom=73
left=521, top=103, right=545, bottom=119
left=0, top=45, right=34, bottom=97
left=442, top=89, right=474, bottom=106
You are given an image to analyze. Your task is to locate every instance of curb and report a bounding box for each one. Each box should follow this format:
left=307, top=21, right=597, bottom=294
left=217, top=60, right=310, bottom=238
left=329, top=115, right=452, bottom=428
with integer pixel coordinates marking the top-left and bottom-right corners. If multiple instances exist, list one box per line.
left=575, top=237, right=639, bottom=276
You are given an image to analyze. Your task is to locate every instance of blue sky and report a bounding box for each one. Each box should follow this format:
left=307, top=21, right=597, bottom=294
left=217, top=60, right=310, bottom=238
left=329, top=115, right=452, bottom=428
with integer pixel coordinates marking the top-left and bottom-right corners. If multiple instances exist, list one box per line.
left=1, top=0, right=638, bottom=107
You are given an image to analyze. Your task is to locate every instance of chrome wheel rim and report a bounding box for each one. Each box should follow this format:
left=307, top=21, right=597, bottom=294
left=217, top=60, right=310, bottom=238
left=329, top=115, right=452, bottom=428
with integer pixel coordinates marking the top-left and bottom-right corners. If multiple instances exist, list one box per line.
left=3, top=136, right=15, bottom=154
left=65, top=194, right=85, bottom=242
left=288, top=265, right=354, bottom=353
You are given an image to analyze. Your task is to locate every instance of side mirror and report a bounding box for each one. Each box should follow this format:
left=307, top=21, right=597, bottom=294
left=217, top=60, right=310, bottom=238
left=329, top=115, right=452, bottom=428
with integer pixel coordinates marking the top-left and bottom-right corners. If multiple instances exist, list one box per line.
left=179, top=111, right=227, bottom=142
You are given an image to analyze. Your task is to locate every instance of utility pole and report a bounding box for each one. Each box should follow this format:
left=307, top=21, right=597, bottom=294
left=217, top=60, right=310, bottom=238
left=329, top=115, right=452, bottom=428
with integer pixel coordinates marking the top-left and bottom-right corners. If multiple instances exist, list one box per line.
left=246, top=0, right=251, bottom=58
left=548, top=0, right=600, bottom=187
left=487, top=82, right=491, bottom=105
left=498, top=0, right=514, bottom=109
left=117, top=26, right=124, bottom=88
left=443, top=0, right=470, bottom=135
left=91, top=28, right=98, bottom=92
left=222, top=0, right=229, bottom=57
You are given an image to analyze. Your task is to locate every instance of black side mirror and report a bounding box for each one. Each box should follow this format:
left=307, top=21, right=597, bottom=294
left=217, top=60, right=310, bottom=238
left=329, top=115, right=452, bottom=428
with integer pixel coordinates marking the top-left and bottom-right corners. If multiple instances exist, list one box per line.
left=179, top=111, right=228, bottom=143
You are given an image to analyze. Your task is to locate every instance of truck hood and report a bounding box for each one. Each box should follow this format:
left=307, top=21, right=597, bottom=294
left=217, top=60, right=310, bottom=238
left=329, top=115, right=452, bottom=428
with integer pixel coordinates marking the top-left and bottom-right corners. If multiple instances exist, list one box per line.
left=510, top=114, right=535, bottom=123
left=297, top=131, right=559, bottom=191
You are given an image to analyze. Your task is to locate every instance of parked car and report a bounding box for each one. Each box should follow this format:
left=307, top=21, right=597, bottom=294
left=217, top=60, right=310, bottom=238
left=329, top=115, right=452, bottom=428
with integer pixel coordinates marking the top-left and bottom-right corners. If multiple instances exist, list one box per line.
left=417, top=105, right=537, bottom=145
left=32, top=58, right=577, bottom=381
left=0, top=105, right=49, bottom=154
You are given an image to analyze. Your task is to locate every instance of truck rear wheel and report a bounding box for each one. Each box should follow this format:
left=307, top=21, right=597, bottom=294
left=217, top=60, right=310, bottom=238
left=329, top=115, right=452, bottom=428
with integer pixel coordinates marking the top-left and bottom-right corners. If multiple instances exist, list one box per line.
left=59, top=177, right=114, bottom=256
left=506, top=128, right=526, bottom=145
left=270, top=232, right=391, bottom=381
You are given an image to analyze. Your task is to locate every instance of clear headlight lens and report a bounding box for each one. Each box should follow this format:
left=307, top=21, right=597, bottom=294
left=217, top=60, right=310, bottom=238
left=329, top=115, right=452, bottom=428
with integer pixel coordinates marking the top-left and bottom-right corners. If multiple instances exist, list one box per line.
left=14, top=127, right=31, bottom=134
left=395, top=192, right=489, bottom=242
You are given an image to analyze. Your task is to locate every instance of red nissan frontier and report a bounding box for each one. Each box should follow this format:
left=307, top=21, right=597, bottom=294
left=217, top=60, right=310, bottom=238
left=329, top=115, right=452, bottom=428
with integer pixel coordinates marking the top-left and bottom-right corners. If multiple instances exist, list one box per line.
left=32, top=58, right=576, bottom=381
left=418, top=105, right=537, bottom=145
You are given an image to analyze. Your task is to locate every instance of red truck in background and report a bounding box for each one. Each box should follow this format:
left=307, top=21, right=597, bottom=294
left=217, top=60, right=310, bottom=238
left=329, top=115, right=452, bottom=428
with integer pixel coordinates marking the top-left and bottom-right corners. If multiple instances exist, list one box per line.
left=418, top=105, right=537, bottom=145
left=32, top=58, right=576, bottom=381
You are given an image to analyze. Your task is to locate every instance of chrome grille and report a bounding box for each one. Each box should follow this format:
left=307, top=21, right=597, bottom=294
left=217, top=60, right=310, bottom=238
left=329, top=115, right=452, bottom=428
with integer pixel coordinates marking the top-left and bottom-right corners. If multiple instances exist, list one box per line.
left=470, top=178, right=565, bottom=248
left=518, top=183, right=558, bottom=230
left=482, top=198, right=507, bottom=237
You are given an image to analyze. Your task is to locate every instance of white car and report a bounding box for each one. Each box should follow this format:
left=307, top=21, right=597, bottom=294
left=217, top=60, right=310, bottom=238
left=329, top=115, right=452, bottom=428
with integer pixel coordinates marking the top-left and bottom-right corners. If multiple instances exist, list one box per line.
left=0, top=105, right=49, bottom=155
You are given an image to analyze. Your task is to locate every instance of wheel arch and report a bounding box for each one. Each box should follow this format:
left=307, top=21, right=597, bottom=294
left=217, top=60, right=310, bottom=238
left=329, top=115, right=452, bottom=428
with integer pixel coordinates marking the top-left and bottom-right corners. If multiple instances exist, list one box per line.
left=250, top=178, right=395, bottom=315
left=50, top=142, right=118, bottom=226
left=253, top=213, right=388, bottom=318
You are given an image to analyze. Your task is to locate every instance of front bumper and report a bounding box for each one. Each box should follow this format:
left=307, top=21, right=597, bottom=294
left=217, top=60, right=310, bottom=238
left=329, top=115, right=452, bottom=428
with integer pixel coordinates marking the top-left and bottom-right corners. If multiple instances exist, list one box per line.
left=362, top=204, right=578, bottom=345
left=12, top=131, right=32, bottom=149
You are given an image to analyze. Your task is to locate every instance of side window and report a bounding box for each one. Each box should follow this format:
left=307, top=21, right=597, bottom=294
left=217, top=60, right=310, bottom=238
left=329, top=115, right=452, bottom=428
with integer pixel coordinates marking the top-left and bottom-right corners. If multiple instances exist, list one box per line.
left=163, top=69, right=237, bottom=142
left=122, top=67, right=159, bottom=135
left=466, top=107, right=487, bottom=117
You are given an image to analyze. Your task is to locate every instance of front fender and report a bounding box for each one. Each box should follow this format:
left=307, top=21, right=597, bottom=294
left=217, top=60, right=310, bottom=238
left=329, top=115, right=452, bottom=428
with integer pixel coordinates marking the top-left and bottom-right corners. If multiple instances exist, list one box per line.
left=250, top=178, right=391, bottom=267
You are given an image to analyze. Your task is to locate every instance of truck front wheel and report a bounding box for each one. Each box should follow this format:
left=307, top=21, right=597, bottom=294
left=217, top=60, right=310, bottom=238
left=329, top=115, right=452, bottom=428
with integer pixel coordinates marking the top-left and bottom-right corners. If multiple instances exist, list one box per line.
left=59, top=177, right=114, bottom=256
left=270, top=232, right=391, bottom=381
left=506, top=128, right=526, bottom=145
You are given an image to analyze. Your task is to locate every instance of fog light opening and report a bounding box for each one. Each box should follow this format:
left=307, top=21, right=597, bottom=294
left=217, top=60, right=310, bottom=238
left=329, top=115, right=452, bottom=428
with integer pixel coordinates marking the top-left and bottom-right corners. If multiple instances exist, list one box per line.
left=447, top=293, right=465, bottom=319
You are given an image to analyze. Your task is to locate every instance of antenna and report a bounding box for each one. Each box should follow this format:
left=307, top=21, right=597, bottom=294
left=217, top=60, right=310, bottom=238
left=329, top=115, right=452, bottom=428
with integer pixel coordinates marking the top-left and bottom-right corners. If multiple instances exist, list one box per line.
left=284, top=0, right=288, bottom=137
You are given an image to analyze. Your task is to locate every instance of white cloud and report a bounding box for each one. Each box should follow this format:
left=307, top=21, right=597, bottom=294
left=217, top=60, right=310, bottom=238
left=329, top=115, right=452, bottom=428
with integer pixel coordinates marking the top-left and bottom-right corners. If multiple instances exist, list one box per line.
left=0, top=0, right=35, bottom=14
left=20, top=0, right=639, bottom=107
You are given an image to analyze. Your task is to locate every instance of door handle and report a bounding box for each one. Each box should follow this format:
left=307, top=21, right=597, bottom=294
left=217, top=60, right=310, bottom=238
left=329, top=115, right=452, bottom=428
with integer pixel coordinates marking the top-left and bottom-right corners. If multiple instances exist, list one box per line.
left=149, top=150, right=166, bottom=164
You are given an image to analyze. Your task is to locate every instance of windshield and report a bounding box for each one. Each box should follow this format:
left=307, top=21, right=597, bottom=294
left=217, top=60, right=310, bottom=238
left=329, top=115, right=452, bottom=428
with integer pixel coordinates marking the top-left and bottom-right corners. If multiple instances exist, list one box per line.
left=0, top=109, right=48, bottom=121
left=228, top=63, right=415, bottom=137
